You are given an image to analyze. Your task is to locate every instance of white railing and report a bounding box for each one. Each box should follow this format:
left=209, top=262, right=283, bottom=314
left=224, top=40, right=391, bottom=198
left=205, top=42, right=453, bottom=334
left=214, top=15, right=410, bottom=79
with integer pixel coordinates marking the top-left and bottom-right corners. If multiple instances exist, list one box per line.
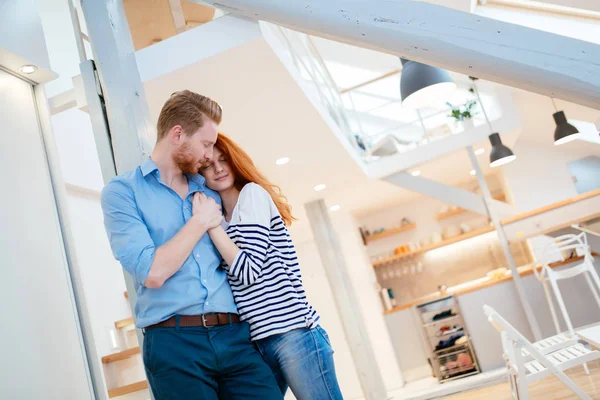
left=265, top=24, right=366, bottom=156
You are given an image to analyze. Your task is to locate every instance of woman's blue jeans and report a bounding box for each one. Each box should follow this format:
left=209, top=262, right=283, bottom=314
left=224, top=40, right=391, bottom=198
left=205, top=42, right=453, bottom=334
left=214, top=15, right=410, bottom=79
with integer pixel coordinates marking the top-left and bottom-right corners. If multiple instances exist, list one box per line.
left=255, top=326, right=344, bottom=400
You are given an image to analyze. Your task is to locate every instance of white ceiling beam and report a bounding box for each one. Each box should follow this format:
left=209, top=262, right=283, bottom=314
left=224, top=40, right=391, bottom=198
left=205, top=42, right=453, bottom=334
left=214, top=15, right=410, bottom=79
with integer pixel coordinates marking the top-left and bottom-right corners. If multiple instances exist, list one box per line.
left=136, top=15, right=262, bottom=82
left=196, top=0, right=600, bottom=109
left=48, top=89, right=77, bottom=115
left=385, top=171, right=517, bottom=216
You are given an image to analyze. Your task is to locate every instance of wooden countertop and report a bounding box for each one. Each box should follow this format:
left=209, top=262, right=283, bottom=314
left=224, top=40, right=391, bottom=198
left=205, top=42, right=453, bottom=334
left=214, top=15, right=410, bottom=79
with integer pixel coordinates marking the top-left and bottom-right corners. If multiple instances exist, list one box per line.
left=383, top=254, right=594, bottom=315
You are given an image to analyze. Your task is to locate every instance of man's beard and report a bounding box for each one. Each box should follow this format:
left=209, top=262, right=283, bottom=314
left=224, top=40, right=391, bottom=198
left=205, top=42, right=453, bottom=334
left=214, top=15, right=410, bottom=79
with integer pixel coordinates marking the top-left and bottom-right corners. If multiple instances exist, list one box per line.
left=173, top=142, right=203, bottom=174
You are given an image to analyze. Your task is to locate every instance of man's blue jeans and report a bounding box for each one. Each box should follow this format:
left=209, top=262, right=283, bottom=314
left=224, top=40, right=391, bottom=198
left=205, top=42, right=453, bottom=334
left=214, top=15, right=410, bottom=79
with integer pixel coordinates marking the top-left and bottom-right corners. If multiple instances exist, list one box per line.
left=255, top=326, right=344, bottom=400
left=142, top=321, right=282, bottom=399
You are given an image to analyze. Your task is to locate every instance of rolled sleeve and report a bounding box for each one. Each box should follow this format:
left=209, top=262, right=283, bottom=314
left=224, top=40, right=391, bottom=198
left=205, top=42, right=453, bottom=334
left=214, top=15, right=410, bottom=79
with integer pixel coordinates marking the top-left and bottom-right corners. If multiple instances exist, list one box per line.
left=101, top=181, right=155, bottom=286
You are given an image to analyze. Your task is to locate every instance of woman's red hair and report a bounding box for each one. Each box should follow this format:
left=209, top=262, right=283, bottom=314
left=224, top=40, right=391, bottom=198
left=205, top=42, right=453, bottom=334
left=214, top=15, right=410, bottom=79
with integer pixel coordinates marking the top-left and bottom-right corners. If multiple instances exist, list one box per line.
left=215, top=133, right=296, bottom=226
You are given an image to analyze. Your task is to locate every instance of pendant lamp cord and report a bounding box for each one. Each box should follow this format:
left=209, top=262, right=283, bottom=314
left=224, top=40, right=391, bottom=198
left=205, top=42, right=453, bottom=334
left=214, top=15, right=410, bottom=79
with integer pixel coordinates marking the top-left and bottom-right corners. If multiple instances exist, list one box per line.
left=472, top=81, right=494, bottom=134
left=551, top=97, right=558, bottom=112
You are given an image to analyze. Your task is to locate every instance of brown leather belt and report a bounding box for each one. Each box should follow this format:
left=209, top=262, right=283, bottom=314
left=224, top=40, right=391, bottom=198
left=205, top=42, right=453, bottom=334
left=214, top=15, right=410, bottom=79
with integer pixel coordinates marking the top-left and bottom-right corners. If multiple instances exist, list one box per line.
left=146, top=313, right=240, bottom=329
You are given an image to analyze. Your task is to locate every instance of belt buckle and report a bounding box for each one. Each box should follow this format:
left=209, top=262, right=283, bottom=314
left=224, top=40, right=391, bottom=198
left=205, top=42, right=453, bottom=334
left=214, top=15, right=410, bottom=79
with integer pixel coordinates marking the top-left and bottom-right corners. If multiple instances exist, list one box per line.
left=202, top=314, right=210, bottom=328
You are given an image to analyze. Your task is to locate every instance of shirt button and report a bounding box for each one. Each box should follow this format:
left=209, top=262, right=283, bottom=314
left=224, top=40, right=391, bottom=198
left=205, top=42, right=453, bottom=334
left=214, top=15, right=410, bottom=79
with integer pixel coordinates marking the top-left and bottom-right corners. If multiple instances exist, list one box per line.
left=206, top=301, right=210, bottom=305
left=203, top=279, right=207, bottom=284
left=195, top=254, right=200, bottom=258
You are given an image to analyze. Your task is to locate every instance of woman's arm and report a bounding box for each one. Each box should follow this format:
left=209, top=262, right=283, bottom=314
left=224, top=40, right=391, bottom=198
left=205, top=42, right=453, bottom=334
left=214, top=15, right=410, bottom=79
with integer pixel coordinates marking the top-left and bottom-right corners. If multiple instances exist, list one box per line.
left=209, top=224, right=270, bottom=286
left=208, top=183, right=273, bottom=286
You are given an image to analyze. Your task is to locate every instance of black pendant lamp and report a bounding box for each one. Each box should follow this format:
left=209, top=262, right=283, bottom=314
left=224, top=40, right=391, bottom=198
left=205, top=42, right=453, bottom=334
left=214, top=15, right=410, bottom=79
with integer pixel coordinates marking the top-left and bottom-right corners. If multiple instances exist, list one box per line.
left=470, top=77, right=516, bottom=168
left=489, top=133, right=516, bottom=167
left=399, top=58, right=456, bottom=109
left=551, top=98, right=581, bottom=145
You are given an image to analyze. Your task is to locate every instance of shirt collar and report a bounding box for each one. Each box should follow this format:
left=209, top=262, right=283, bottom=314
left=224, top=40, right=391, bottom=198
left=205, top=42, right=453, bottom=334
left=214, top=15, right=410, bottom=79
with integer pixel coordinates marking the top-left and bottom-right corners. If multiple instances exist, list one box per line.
left=141, top=157, right=207, bottom=190
left=140, top=157, right=159, bottom=177
left=187, top=173, right=207, bottom=191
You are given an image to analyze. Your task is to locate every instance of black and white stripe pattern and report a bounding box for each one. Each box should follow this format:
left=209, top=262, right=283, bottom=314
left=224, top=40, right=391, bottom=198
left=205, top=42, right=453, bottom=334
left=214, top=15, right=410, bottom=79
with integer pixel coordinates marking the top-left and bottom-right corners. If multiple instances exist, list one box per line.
left=220, top=184, right=319, bottom=341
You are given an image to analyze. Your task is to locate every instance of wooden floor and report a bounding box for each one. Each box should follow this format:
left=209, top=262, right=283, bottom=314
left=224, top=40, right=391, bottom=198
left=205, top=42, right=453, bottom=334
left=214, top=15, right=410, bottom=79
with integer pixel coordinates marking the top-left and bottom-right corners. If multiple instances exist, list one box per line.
left=447, top=363, right=600, bottom=400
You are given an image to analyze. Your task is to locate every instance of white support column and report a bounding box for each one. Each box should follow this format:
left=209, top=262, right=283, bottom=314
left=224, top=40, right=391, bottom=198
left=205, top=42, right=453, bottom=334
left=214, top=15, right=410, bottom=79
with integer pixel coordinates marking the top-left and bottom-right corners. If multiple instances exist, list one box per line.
left=196, top=0, right=600, bottom=109
left=467, top=146, right=542, bottom=341
left=80, top=60, right=117, bottom=183
left=305, top=200, right=389, bottom=400
left=80, top=0, right=154, bottom=173
left=80, top=0, right=154, bottom=381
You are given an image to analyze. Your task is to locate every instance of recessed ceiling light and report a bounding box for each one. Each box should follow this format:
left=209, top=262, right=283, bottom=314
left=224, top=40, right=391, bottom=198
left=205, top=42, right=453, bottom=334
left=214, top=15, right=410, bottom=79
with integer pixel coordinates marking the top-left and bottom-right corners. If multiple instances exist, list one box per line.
left=411, top=170, right=421, bottom=177
left=314, top=184, right=326, bottom=192
left=475, top=148, right=485, bottom=155
left=275, top=157, right=289, bottom=165
left=469, top=170, right=477, bottom=176
left=20, top=65, right=37, bottom=74
left=330, top=205, right=341, bottom=212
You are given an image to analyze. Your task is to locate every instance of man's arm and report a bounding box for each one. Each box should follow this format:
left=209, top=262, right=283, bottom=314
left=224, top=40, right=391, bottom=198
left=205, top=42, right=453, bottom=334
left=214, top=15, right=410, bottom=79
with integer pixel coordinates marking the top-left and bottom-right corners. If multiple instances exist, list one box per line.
left=101, top=183, right=222, bottom=289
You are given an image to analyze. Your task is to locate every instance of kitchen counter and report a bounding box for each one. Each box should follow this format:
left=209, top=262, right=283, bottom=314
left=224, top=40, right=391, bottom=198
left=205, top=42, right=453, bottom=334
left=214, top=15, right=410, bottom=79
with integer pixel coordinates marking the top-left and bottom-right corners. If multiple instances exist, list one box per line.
left=383, top=255, right=591, bottom=315
left=384, top=254, right=600, bottom=382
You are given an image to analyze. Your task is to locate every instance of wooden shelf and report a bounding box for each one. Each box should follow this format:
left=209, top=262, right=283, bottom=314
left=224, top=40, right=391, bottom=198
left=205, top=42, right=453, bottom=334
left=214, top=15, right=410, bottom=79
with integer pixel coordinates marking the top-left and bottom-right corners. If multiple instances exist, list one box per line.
left=372, top=225, right=495, bottom=268
left=115, top=317, right=135, bottom=329
left=102, top=346, right=140, bottom=364
left=365, top=223, right=416, bottom=244
left=436, top=194, right=506, bottom=221
left=108, top=380, right=148, bottom=398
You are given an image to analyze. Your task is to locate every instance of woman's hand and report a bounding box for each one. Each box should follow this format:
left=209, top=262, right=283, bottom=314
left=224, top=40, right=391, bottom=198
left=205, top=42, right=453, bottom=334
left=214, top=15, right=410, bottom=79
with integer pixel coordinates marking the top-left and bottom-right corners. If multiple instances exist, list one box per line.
left=192, top=192, right=223, bottom=231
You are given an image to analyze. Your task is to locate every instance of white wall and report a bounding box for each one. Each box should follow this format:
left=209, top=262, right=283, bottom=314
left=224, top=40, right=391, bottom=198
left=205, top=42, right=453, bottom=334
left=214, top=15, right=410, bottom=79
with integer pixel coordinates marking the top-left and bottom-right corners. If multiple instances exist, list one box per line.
left=0, top=68, right=92, bottom=400
left=51, top=107, right=135, bottom=392
left=0, top=0, right=52, bottom=70
left=501, top=90, right=600, bottom=257
left=38, top=0, right=85, bottom=97
left=51, top=108, right=105, bottom=191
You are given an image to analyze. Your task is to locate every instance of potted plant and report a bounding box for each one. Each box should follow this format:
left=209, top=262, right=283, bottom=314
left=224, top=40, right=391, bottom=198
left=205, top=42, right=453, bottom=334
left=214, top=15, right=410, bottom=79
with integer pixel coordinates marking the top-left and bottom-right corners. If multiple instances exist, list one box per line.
left=447, top=88, right=478, bottom=130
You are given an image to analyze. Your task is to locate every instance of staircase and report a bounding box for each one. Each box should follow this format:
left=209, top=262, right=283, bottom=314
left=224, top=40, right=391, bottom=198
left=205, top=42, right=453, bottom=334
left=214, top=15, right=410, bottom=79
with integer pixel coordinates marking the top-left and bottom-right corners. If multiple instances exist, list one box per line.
left=101, top=291, right=149, bottom=399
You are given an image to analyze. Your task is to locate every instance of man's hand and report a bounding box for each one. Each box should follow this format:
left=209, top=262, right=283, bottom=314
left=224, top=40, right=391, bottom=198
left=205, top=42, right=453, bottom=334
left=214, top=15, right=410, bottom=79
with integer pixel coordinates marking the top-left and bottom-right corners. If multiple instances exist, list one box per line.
left=192, top=192, right=223, bottom=230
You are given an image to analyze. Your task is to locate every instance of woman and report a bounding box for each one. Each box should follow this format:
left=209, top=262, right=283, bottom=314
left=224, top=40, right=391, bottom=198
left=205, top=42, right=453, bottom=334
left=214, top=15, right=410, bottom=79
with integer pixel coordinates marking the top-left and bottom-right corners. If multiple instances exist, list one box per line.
left=197, top=133, right=344, bottom=400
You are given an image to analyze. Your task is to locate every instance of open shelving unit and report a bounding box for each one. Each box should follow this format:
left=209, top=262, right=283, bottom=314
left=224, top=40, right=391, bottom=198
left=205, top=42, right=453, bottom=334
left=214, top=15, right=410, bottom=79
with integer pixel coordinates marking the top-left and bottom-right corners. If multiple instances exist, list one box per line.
left=416, top=295, right=481, bottom=383
left=372, top=225, right=495, bottom=267
left=364, top=223, right=416, bottom=244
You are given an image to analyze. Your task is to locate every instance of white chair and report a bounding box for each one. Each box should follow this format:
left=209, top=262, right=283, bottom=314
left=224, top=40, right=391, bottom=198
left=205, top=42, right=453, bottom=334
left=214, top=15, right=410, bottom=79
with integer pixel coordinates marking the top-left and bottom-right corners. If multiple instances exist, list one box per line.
left=535, top=232, right=600, bottom=374
left=484, top=305, right=600, bottom=400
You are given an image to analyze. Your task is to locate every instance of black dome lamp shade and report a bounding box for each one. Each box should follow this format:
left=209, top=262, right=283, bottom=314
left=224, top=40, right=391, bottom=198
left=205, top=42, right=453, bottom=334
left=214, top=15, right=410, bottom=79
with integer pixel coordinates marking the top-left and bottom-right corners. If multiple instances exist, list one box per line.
left=552, top=99, right=581, bottom=145
left=489, top=133, right=516, bottom=168
left=399, top=58, right=456, bottom=109
left=470, top=76, right=516, bottom=168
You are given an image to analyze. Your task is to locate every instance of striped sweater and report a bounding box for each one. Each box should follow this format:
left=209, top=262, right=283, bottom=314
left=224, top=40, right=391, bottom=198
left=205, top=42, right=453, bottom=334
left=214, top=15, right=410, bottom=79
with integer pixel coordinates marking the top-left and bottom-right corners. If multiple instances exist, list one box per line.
left=221, top=183, right=319, bottom=341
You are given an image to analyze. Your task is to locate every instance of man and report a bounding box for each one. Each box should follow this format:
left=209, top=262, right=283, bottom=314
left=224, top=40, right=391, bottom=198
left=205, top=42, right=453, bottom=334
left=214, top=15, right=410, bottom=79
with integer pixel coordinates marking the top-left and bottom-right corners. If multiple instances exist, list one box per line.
left=101, top=90, right=283, bottom=400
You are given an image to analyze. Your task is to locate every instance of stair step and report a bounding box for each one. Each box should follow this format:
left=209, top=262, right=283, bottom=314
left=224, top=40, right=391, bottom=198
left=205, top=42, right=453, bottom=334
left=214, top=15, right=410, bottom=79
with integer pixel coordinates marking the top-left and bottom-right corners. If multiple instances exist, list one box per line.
left=115, top=317, right=135, bottom=329
left=102, top=346, right=141, bottom=364
left=108, top=380, right=148, bottom=398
